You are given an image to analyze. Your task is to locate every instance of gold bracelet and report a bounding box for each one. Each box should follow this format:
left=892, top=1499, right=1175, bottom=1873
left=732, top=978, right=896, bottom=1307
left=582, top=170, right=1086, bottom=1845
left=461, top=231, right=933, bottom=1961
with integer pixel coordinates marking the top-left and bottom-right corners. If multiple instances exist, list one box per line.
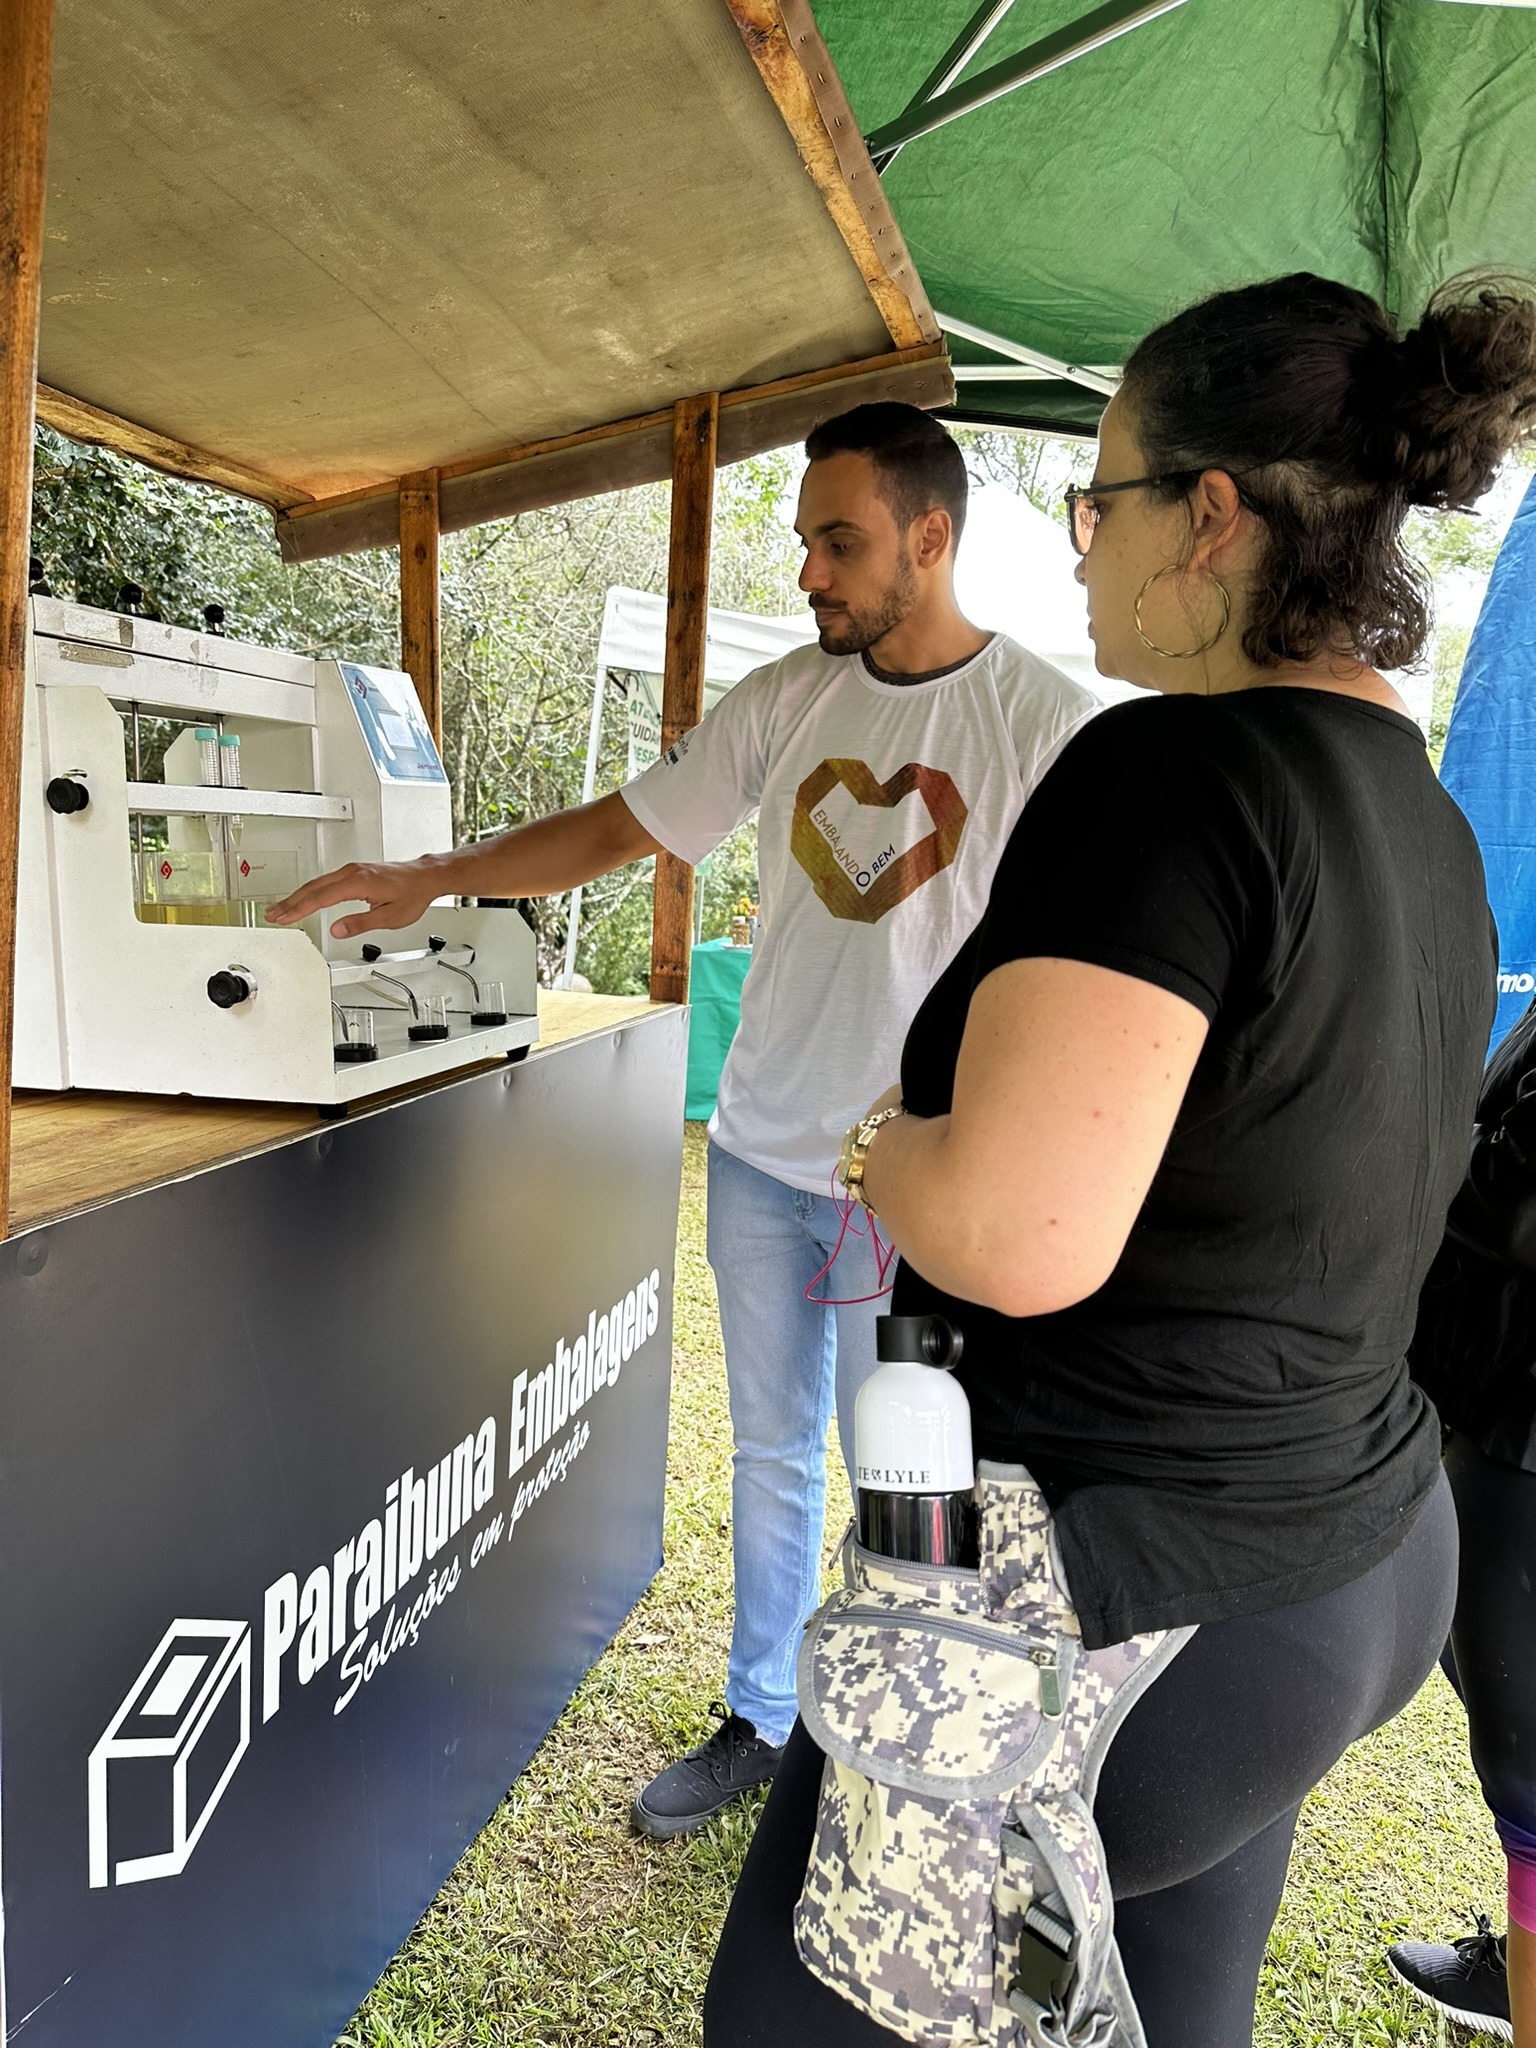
left=839, top=1105, right=905, bottom=1214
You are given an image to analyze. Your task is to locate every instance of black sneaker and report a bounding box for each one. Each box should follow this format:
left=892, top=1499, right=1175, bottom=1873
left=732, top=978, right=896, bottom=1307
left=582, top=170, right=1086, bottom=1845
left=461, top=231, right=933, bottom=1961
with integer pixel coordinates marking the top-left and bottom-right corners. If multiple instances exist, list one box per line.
left=1387, top=1914, right=1512, bottom=2040
left=631, top=1704, right=785, bottom=1840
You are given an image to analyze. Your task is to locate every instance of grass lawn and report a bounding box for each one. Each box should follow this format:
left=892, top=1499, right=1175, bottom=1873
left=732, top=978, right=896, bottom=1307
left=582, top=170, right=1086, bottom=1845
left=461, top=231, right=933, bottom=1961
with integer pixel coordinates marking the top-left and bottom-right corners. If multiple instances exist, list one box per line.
left=343, top=1123, right=1502, bottom=2048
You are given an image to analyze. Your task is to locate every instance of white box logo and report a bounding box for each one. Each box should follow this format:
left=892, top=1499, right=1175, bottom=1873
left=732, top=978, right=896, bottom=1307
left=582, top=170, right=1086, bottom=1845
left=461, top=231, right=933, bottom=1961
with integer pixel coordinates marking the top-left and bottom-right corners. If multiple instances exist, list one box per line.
left=88, top=1620, right=251, bottom=1887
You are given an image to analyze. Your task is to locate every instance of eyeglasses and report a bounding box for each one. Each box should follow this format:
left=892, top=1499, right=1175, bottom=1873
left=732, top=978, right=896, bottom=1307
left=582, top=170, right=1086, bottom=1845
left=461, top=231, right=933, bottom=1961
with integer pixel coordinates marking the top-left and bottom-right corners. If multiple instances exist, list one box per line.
left=1063, top=472, right=1201, bottom=556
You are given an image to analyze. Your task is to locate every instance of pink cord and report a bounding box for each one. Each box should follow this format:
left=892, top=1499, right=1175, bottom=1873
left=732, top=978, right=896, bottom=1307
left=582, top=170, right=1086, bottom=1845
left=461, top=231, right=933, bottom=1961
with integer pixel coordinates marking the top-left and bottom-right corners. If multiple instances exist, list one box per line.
left=804, top=1172, right=899, bottom=1306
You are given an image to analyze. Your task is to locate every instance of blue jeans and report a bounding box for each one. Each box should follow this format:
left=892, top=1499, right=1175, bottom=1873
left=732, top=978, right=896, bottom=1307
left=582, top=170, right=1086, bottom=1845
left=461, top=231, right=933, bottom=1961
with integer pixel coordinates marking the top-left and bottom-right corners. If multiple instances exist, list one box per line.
left=706, top=1140, right=887, bottom=1747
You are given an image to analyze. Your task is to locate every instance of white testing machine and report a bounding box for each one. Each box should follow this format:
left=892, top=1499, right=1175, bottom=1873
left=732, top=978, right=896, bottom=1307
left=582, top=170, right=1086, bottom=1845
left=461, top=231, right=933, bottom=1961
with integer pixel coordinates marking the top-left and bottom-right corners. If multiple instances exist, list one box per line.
left=16, top=597, right=539, bottom=1107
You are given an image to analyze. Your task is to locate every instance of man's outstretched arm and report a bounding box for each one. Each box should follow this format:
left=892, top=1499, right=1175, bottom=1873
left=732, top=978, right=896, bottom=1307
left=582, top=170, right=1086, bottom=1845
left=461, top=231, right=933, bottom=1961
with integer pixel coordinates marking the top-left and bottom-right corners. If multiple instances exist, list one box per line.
left=265, top=790, right=663, bottom=941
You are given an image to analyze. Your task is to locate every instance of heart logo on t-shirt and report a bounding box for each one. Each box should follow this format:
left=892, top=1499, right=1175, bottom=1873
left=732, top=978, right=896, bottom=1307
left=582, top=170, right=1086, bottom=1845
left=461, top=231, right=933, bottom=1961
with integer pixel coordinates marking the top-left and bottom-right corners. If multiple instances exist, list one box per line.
left=791, top=758, right=969, bottom=924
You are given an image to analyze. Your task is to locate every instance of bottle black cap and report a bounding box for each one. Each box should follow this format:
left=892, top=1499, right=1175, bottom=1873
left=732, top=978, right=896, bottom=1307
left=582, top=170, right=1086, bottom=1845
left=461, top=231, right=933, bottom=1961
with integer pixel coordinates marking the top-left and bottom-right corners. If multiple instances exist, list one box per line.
left=875, top=1315, right=963, bottom=1368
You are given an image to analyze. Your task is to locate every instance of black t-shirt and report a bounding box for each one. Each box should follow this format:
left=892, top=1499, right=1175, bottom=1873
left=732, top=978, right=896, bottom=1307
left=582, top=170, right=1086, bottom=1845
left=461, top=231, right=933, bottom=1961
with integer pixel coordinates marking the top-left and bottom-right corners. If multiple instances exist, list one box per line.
left=1411, top=994, right=1536, bottom=1469
left=896, top=689, right=1495, bottom=1647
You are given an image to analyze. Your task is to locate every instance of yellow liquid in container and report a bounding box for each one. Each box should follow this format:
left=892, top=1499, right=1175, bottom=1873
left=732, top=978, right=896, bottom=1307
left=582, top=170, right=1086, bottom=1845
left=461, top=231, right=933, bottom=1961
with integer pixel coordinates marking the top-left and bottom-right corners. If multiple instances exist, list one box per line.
left=136, top=901, right=242, bottom=927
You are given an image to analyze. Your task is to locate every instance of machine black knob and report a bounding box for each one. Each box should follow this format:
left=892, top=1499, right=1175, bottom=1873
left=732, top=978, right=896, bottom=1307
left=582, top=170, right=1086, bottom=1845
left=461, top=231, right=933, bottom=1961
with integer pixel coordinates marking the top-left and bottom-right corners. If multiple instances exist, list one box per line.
left=28, top=555, right=50, bottom=597
left=361, top=943, right=382, bottom=962
left=207, top=970, right=253, bottom=1009
left=116, top=580, right=144, bottom=615
left=45, top=776, right=89, bottom=815
left=203, top=602, right=226, bottom=634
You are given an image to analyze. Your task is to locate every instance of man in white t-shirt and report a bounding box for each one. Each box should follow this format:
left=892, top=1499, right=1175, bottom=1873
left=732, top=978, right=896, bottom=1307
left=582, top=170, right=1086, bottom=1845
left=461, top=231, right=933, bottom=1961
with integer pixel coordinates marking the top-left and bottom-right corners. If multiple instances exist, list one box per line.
left=269, top=404, right=1096, bottom=1836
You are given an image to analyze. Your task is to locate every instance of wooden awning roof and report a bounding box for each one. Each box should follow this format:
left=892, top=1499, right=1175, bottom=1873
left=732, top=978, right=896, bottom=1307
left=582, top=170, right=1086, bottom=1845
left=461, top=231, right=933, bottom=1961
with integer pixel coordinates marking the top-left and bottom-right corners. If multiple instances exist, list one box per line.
left=36, top=0, right=949, bottom=545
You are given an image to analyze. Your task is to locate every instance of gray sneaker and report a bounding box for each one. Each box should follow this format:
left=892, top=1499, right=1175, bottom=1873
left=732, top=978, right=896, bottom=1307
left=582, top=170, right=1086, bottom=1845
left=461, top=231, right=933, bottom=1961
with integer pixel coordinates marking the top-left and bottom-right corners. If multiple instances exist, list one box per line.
left=631, top=1704, right=785, bottom=1840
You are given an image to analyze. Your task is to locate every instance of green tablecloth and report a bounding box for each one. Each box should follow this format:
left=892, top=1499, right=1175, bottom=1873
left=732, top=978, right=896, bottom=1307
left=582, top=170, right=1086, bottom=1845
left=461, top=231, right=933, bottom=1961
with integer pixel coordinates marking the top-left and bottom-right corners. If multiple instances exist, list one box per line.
left=685, top=937, right=752, bottom=1120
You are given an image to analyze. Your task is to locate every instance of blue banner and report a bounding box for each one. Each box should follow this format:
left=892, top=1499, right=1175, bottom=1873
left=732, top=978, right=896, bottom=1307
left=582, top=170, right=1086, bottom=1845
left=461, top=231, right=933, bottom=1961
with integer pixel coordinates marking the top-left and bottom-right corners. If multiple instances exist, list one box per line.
left=1440, top=470, right=1536, bottom=1050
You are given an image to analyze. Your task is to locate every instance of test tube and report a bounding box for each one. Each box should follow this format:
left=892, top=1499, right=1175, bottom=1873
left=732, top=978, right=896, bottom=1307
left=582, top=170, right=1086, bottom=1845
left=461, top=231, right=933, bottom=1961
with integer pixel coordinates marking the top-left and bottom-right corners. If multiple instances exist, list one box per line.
left=333, top=1008, right=378, bottom=1063
left=195, top=727, right=220, bottom=787
left=218, top=732, right=243, bottom=788
left=408, top=993, right=450, bottom=1042
left=472, top=980, right=508, bottom=1025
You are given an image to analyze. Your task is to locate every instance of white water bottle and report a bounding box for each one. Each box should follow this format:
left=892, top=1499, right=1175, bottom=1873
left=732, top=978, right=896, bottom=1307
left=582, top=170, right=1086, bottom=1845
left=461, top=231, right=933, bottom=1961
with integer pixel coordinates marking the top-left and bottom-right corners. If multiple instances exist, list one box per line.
left=855, top=1315, right=978, bottom=1566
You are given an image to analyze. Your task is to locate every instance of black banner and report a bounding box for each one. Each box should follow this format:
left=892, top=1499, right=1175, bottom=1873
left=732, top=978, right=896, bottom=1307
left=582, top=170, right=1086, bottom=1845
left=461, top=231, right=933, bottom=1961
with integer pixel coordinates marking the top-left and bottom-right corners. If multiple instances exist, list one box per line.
left=0, top=1012, right=686, bottom=2048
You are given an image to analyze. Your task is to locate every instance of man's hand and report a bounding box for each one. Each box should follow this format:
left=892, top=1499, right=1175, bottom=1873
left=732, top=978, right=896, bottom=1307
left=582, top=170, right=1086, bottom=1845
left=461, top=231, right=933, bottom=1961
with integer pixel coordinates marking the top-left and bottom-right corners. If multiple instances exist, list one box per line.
left=266, top=858, right=447, bottom=940
left=265, top=793, right=664, bottom=942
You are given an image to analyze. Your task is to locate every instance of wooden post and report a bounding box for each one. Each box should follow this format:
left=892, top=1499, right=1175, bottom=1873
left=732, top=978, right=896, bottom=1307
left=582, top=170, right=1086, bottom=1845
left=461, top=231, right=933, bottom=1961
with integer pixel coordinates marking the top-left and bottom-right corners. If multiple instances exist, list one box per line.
left=649, top=393, right=717, bottom=1005
left=0, top=0, right=55, bottom=1241
left=398, top=469, right=442, bottom=746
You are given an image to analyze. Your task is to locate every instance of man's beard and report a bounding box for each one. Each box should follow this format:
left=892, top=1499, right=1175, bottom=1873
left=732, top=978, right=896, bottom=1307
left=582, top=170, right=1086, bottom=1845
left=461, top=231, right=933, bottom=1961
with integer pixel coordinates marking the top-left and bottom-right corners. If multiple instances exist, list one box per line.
left=813, top=551, right=917, bottom=655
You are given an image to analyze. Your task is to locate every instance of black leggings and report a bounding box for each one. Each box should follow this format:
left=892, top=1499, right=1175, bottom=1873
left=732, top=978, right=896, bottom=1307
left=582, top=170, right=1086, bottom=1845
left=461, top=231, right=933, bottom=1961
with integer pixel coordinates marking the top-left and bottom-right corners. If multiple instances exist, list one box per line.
left=1443, top=1433, right=1536, bottom=1857
left=705, top=1474, right=1458, bottom=2048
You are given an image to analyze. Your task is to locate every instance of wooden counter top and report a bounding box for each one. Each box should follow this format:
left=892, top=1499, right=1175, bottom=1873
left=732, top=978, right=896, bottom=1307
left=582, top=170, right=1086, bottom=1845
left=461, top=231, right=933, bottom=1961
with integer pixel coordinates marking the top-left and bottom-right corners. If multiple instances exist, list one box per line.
left=8, top=991, right=668, bottom=1234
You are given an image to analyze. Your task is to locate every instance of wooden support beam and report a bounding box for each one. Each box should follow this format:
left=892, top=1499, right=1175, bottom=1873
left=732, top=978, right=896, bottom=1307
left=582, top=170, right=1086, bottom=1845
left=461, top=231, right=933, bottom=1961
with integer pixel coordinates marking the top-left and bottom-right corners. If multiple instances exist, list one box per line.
left=0, top=0, right=55, bottom=1241
left=274, top=342, right=954, bottom=564
left=398, top=469, right=442, bottom=745
left=726, top=0, right=939, bottom=351
left=649, top=394, right=718, bottom=1007
left=35, top=385, right=313, bottom=510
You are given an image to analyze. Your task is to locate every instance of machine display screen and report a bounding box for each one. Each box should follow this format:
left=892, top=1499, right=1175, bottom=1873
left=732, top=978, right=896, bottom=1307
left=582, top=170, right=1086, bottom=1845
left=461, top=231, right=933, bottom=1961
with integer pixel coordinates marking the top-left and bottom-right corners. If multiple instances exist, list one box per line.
left=339, top=663, right=448, bottom=784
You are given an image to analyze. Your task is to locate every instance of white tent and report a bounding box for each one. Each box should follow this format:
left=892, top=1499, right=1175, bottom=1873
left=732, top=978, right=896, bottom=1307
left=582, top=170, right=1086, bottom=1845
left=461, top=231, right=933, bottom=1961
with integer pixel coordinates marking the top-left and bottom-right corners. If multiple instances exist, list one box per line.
left=595, top=586, right=819, bottom=778
left=952, top=481, right=1106, bottom=695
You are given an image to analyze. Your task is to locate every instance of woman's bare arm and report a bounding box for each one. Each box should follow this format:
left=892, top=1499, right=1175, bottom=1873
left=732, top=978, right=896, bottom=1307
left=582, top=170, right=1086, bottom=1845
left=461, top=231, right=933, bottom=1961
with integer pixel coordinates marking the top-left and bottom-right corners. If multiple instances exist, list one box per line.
left=860, top=957, right=1208, bottom=1317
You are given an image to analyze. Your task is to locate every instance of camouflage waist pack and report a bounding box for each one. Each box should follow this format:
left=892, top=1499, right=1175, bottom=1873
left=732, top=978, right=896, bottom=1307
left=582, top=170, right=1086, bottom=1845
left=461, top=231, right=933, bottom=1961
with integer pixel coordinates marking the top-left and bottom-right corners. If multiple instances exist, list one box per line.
left=793, top=1461, right=1194, bottom=2048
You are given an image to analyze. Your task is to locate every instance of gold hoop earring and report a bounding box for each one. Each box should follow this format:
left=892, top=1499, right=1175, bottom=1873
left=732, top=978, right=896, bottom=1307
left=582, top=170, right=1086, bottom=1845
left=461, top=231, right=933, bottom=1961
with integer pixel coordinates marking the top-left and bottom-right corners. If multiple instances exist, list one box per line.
left=1134, top=566, right=1231, bottom=659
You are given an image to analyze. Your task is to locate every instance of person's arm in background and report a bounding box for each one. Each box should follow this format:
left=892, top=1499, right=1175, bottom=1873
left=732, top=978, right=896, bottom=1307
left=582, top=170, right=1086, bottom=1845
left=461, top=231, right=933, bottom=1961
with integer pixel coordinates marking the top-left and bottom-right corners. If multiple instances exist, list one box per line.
left=266, top=791, right=659, bottom=941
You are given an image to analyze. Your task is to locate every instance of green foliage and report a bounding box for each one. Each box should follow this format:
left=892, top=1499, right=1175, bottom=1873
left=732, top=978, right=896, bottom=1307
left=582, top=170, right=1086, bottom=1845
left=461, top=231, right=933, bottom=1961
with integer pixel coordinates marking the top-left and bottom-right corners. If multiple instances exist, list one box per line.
left=1426, top=625, right=1472, bottom=768
left=953, top=426, right=1094, bottom=524
left=32, top=427, right=403, bottom=660
left=30, top=429, right=801, bottom=989
left=574, top=825, right=762, bottom=1000
left=1404, top=509, right=1501, bottom=583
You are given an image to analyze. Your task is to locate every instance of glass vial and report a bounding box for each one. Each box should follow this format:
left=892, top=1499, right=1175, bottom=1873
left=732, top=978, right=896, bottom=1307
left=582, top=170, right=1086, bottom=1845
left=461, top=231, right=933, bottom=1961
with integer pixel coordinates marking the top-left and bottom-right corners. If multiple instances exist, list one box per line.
left=333, top=1008, right=378, bottom=1063
left=472, top=979, right=508, bottom=1025
left=408, top=993, right=450, bottom=1042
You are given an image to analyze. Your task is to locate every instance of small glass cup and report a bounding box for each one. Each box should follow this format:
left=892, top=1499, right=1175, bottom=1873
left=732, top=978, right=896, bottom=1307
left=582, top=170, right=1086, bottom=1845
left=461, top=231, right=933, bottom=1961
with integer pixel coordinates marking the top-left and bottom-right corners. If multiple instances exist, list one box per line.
left=334, top=1007, right=378, bottom=1063
left=472, top=978, right=509, bottom=1026
left=409, top=992, right=450, bottom=1041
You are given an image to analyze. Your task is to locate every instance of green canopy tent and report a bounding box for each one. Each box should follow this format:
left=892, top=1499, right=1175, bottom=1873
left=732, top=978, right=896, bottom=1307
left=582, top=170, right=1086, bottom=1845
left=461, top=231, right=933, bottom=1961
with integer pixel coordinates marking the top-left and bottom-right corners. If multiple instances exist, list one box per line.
left=811, top=0, right=1536, bottom=437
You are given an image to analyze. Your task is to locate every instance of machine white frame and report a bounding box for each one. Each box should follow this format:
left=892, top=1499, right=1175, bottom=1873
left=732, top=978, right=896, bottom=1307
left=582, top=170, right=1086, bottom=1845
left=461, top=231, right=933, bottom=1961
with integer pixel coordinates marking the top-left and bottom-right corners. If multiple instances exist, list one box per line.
left=16, top=598, right=539, bottom=1107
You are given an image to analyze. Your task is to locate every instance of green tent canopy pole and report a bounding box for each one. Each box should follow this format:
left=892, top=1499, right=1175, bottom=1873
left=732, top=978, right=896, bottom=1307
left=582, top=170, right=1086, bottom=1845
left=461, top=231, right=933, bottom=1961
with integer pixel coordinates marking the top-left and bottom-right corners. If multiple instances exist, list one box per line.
left=935, top=308, right=1118, bottom=398
left=874, top=0, right=1022, bottom=172
left=865, top=0, right=1189, bottom=166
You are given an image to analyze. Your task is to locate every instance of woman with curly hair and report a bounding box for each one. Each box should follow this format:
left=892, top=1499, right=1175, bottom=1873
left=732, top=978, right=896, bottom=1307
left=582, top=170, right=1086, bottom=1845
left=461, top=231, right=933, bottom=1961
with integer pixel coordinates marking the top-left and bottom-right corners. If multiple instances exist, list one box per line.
left=705, top=272, right=1536, bottom=2048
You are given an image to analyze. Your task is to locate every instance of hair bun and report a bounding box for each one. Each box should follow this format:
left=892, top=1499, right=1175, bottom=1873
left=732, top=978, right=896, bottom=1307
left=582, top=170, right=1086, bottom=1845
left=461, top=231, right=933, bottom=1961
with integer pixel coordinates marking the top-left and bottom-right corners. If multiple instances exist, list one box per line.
left=1361, top=280, right=1536, bottom=507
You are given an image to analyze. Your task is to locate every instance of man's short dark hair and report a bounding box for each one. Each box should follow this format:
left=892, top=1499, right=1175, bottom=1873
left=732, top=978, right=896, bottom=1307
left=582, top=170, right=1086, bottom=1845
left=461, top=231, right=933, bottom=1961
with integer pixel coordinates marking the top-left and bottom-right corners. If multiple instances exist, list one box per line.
left=804, top=402, right=968, bottom=543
